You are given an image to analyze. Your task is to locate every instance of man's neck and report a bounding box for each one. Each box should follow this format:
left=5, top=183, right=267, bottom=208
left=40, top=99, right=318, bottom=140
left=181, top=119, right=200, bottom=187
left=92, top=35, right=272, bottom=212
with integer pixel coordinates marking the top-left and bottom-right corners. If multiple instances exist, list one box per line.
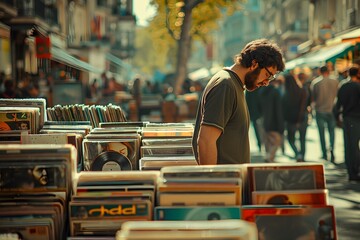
left=228, top=64, right=246, bottom=85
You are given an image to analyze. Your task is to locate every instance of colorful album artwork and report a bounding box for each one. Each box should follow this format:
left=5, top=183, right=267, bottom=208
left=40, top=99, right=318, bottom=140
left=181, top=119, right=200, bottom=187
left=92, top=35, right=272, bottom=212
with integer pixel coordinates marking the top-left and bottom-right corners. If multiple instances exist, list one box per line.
left=242, top=205, right=337, bottom=240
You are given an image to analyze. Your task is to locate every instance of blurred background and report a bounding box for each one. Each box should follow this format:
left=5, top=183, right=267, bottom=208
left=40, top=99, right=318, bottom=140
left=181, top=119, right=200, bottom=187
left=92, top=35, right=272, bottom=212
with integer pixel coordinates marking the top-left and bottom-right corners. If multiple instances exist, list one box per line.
left=0, top=0, right=359, bottom=121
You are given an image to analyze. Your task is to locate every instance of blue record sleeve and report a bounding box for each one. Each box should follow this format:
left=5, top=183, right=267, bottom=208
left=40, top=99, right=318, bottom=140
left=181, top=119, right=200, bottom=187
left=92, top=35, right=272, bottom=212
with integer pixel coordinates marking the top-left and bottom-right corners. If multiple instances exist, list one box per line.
left=154, top=206, right=241, bottom=220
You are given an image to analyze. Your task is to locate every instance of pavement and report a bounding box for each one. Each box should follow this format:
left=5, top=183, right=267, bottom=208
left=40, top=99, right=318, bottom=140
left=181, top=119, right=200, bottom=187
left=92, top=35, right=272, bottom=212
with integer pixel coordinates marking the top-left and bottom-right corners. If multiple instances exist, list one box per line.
left=248, top=121, right=360, bottom=240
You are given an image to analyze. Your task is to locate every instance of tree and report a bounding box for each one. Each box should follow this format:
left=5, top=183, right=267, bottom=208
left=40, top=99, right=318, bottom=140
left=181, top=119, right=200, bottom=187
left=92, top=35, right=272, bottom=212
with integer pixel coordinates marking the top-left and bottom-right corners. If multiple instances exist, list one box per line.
left=149, top=0, right=242, bottom=95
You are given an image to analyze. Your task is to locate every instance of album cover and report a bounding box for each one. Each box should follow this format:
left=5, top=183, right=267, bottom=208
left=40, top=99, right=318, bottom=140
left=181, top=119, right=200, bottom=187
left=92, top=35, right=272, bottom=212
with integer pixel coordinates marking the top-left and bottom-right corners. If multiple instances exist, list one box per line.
left=140, top=145, right=194, bottom=157
left=154, top=206, right=241, bottom=220
left=0, top=163, right=67, bottom=192
left=82, top=139, right=139, bottom=171
left=0, top=98, right=47, bottom=128
left=160, top=164, right=244, bottom=181
left=70, top=201, right=152, bottom=219
left=99, top=121, right=149, bottom=128
left=251, top=189, right=329, bottom=205
left=139, top=156, right=198, bottom=171
left=141, top=137, right=193, bottom=146
left=116, top=219, right=258, bottom=240
left=0, top=107, right=39, bottom=133
left=0, top=144, right=77, bottom=201
left=70, top=201, right=152, bottom=237
left=158, top=191, right=238, bottom=206
left=144, top=122, right=194, bottom=128
left=141, top=129, right=193, bottom=138
left=75, top=171, right=159, bottom=188
left=245, top=163, right=325, bottom=204
left=0, top=221, right=54, bottom=240
left=241, top=205, right=337, bottom=240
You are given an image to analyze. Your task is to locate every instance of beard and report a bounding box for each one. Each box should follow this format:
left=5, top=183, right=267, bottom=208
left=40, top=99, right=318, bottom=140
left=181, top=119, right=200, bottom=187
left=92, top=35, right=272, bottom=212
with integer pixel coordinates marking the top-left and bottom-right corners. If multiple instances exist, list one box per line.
left=244, top=67, right=261, bottom=91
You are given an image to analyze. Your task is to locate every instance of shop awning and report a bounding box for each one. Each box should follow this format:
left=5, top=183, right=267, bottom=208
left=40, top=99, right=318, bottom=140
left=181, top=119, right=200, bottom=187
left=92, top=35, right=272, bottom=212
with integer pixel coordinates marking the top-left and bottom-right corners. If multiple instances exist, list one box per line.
left=303, top=42, right=354, bottom=67
left=51, top=47, right=102, bottom=73
left=285, top=42, right=354, bottom=70
left=106, top=53, right=132, bottom=70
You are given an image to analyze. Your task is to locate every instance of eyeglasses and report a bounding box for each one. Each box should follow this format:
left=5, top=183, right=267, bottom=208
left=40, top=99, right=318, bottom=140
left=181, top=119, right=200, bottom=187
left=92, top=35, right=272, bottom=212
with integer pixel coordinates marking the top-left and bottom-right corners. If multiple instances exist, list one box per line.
left=264, top=67, right=278, bottom=81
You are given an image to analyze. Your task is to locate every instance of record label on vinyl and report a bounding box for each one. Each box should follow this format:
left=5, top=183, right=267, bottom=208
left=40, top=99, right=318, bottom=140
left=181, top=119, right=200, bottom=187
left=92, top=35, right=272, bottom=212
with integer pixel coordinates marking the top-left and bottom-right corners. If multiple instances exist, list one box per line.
left=91, top=151, right=132, bottom=171
left=102, top=161, right=122, bottom=171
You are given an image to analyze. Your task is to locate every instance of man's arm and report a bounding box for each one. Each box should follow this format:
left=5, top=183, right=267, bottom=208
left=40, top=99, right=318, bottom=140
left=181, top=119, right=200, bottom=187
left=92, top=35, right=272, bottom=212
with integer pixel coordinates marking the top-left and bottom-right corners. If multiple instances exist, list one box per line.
left=197, top=124, right=222, bottom=165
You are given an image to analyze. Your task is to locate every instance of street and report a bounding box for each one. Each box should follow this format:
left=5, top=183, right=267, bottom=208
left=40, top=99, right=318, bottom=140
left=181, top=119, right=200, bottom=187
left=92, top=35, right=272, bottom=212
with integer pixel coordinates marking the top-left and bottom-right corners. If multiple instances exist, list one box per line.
left=249, top=120, right=360, bottom=239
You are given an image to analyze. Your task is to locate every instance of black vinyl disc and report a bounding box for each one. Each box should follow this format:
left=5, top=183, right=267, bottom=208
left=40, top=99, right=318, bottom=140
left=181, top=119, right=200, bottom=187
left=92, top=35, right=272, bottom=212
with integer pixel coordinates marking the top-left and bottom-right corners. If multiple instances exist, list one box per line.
left=91, top=150, right=132, bottom=171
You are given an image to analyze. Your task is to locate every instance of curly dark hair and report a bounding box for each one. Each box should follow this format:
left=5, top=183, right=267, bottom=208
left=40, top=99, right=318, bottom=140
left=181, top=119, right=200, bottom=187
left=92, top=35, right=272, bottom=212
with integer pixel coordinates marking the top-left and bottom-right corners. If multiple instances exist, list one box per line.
left=234, top=38, right=285, bottom=72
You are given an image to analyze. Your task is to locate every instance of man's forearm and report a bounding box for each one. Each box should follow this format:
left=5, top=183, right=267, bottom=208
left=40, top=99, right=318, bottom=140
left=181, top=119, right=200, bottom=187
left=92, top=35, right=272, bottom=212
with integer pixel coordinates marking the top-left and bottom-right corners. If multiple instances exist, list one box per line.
left=197, top=140, right=217, bottom=165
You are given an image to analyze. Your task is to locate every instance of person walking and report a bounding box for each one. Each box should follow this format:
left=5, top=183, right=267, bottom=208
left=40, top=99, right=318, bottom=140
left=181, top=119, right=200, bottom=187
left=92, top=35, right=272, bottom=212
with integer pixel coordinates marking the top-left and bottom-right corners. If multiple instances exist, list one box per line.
left=282, top=73, right=309, bottom=162
left=333, top=65, right=360, bottom=181
left=259, top=78, right=284, bottom=163
left=310, top=65, right=338, bottom=162
left=192, top=38, right=285, bottom=165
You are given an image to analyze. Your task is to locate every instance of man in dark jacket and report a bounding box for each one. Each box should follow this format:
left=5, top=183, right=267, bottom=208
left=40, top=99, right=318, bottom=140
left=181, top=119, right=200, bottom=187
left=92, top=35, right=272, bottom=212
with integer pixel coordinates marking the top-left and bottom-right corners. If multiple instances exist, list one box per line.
left=333, top=65, right=360, bottom=181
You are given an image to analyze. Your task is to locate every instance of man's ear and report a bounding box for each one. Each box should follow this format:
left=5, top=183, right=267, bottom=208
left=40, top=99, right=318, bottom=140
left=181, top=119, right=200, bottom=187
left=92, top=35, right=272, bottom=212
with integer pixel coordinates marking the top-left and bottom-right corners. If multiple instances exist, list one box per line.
left=250, top=60, right=259, bottom=70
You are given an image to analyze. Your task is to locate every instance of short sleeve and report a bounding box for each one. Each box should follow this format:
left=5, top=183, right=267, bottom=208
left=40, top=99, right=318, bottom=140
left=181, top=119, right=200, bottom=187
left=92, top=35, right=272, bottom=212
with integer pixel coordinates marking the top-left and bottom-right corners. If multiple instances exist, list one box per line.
left=202, top=82, right=235, bottom=131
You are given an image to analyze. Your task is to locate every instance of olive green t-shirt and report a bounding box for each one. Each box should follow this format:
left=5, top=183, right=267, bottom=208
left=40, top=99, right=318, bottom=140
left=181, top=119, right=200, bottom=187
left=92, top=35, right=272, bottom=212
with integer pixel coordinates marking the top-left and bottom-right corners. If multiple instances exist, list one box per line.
left=192, top=69, right=250, bottom=164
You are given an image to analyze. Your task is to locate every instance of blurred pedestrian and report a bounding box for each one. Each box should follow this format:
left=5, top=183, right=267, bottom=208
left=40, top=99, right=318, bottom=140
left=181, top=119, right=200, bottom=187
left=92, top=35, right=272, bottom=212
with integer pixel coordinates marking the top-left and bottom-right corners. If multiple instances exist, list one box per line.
left=282, top=73, right=308, bottom=162
left=310, top=66, right=338, bottom=162
left=192, top=38, right=285, bottom=165
left=333, top=65, right=360, bottom=181
left=260, top=79, right=284, bottom=163
left=246, top=88, right=263, bottom=152
left=0, top=79, right=21, bottom=98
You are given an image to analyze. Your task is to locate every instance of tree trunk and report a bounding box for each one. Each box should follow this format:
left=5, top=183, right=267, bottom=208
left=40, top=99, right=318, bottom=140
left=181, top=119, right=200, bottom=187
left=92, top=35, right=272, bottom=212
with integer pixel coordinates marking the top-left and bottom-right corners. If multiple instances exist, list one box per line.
left=174, top=4, right=192, bottom=95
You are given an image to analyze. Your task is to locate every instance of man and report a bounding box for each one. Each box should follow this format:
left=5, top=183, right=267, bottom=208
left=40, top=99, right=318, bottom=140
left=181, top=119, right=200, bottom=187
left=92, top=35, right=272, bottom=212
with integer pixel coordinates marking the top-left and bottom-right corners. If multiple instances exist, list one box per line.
left=333, top=65, right=360, bottom=181
left=310, top=66, right=338, bottom=162
left=192, top=39, right=285, bottom=165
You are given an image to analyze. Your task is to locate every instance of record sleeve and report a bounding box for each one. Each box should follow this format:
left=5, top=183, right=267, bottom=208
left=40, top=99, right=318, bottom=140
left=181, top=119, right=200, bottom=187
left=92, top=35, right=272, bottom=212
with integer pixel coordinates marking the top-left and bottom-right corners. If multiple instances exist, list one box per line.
left=158, top=192, right=238, bottom=206
left=116, top=219, right=258, bottom=240
left=70, top=201, right=151, bottom=219
left=241, top=205, right=337, bottom=240
left=0, top=107, right=39, bottom=133
left=139, top=156, right=198, bottom=171
left=75, top=171, right=159, bottom=187
left=70, top=201, right=152, bottom=237
left=0, top=222, right=53, bottom=240
left=154, top=206, right=241, bottom=220
left=251, top=189, right=329, bottom=205
left=140, top=145, right=194, bottom=157
left=82, top=139, right=139, bottom=171
left=246, top=163, right=326, bottom=204
left=160, top=164, right=244, bottom=181
left=0, top=98, right=46, bottom=128
left=141, top=137, right=192, bottom=146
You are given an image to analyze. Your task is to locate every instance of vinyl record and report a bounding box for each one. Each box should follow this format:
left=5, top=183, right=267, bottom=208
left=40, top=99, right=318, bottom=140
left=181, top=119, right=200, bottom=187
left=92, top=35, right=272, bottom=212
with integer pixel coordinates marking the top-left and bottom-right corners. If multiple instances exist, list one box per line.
left=91, top=150, right=132, bottom=171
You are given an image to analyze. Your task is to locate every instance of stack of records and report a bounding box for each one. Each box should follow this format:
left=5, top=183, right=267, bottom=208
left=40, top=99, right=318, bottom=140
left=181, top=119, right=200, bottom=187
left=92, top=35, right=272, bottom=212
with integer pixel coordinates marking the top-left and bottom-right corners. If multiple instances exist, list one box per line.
left=36, top=120, right=93, bottom=172
left=155, top=165, right=244, bottom=221
left=244, top=162, right=327, bottom=205
left=0, top=98, right=47, bottom=128
left=240, top=162, right=337, bottom=239
left=82, top=123, right=142, bottom=171
left=0, top=98, right=44, bottom=142
left=116, top=219, right=258, bottom=240
left=139, top=123, right=196, bottom=170
left=0, top=144, right=77, bottom=240
left=69, top=171, right=159, bottom=237
left=46, top=104, right=127, bottom=128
